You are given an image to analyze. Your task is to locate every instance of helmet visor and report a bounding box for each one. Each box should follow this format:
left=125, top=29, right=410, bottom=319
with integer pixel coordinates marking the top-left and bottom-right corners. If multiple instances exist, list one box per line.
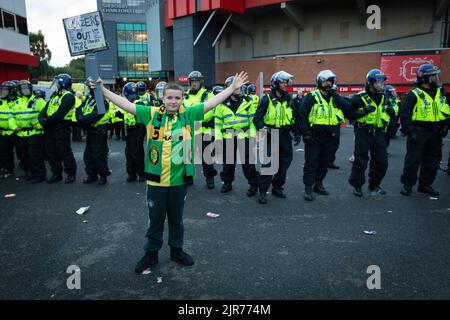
left=50, top=78, right=60, bottom=92
left=19, top=84, right=32, bottom=97
left=189, top=80, right=202, bottom=91
left=373, top=79, right=386, bottom=93
left=428, top=74, right=441, bottom=85
left=1, top=86, right=9, bottom=99
left=156, top=88, right=164, bottom=100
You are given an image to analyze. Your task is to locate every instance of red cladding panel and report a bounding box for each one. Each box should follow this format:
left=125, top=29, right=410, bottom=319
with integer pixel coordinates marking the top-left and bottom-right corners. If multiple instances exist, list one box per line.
left=0, top=49, right=39, bottom=67
left=176, top=0, right=188, bottom=17
left=168, top=0, right=175, bottom=19
left=219, top=0, right=244, bottom=13
left=188, top=0, right=197, bottom=14
left=198, top=0, right=245, bottom=13
left=0, top=63, right=30, bottom=83
left=165, top=0, right=173, bottom=27
left=199, top=0, right=210, bottom=11
left=245, top=0, right=288, bottom=8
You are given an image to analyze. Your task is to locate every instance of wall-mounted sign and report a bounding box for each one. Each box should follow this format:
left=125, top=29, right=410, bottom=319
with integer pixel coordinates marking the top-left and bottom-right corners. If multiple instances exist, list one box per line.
left=380, top=50, right=441, bottom=84
left=100, top=0, right=148, bottom=15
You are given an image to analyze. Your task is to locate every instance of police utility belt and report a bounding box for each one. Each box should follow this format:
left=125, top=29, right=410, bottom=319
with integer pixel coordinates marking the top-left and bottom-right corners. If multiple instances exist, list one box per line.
left=412, top=121, right=441, bottom=131
left=356, top=122, right=383, bottom=134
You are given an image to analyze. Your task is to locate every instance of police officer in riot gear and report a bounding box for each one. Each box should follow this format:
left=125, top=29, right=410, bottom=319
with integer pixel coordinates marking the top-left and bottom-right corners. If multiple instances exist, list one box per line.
left=13, top=80, right=47, bottom=182
left=0, top=81, right=18, bottom=178
left=215, top=76, right=259, bottom=195
left=253, top=71, right=300, bottom=204
left=76, top=78, right=111, bottom=185
left=212, top=85, right=224, bottom=96
left=399, top=64, right=450, bottom=196
left=382, top=85, right=400, bottom=148
left=39, top=74, right=77, bottom=184
left=122, top=82, right=146, bottom=182
left=300, top=70, right=351, bottom=201
left=348, top=69, right=395, bottom=197
left=153, top=81, right=167, bottom=107
left=184, top=71, right=217, bottom=189
left=137, top=81, right=155, bottom=106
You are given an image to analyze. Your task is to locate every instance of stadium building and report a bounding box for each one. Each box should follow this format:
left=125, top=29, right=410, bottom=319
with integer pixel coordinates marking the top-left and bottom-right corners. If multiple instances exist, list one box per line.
left=146, top=0, right=450, bottom=94
left=0, top=0, right=38, bottom=83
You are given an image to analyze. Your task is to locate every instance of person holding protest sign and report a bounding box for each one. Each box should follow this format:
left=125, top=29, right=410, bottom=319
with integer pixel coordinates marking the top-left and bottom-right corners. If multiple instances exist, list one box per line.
left=95, top=72, right=248, bottom=272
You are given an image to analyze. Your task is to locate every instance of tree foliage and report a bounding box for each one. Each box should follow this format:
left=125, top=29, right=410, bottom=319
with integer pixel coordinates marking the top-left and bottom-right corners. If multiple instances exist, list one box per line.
left=29, top=31, right=85, bottom=82
left=29, top=30, right=52, bottom=63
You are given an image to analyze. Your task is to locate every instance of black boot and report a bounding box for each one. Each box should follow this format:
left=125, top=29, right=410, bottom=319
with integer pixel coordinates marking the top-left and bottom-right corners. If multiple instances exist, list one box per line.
left=134, top=251, right=159, bottom=273
left=258, top=193, right=267, bottom=204
left=24, top=171, right=33, bottom=180
left=304, top=186, right=314, bottom=201
left=247, top=186, right=257, bottom=197
left=31, top=176, right=46, bottom=184
left=417, top=185, right=439, bottom=197
left=272, top=188, right=287, bottom=198
left=221, top=182, right=232, bottom=193
left=206, top=178, right=214, bottom=189
left=47, top=174, right=62, bottom=184
left=353, top=186, right=363, bottom=197
left=98, top=176, right=107, bottom=185
left=127, top=174, right=137, bottom=182
left=400, top=185, right=412, bottom=196
left=369, top=185, right=386, bottom=195
left=170, top=248, right=194, bottom=266
left=83, top=176, right=98, bottom=184
left=328, top=162, right=340, bottom=169
left=65, top=175, right=76, bottom=184
left=313, top=182, right=329, bottom=195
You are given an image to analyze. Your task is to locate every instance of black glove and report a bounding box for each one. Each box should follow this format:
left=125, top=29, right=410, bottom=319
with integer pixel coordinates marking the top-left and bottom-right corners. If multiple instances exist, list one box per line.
left=293, top=134, right=301, bottom=146
left=363, top=105, right=376, bottom=114
left=385, top=106, right=395, bottom=117
left=39, top=117, right=48, bottom=128
left=439, top=124, right=449, bottom=138
left=302, top=133, right=314, bottom=145
left=407, top=131, right=418, bottom=144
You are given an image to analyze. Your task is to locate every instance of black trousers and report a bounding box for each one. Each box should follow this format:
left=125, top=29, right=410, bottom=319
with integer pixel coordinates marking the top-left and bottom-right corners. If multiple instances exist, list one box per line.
left=125, top=124, right=145, bottom=177
left=447, top=151, right=450, bottom=168
left=401, top=126, right=442, bottom=187
left=113, top=122, right=125, bottom=139
left=329, top=128, right=340, bottom=164
left=303, top=130, right=340, bottom=187
left=349, top=126, right=388, bottom=188
left=28, top=134, right=46, bottom=179
left=84, top=127, right=110, bottom=178
left=72, top=123, right=82, bottom=142
left=45, top=125, right=77, bottom=176
left=144, top=185, right=188, bottom=252
left=0, top=134, right=15, bottom=173
left=200, top=133, right=217, bottom=179
left=220, top=137, right=259, bottom=186
left=15, top=135, right=30, bottom=172
left=385, top=117, right=400, bottom=148
left=258, top=130, right=293, bottom=193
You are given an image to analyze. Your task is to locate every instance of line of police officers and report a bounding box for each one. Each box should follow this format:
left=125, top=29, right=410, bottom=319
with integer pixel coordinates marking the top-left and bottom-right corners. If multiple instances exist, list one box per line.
left=0, top=75, right=166, bottom=185
left=1, top=64, right=449, bottom=199
left=180, top=65, right=449, bottom=204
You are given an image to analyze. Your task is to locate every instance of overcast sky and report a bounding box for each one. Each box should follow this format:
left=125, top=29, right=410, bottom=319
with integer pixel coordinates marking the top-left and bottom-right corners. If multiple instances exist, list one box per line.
left=26, top=0, right=97, bottom=67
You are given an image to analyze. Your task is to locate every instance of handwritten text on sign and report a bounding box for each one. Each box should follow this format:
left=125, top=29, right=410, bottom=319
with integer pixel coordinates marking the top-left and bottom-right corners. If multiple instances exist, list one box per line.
left=63, top=11, right=107, bottom=56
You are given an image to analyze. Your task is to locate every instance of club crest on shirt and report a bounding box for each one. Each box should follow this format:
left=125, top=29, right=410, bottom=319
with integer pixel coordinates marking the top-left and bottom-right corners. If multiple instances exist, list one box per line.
left=150, top=144, right=159, bottom=166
